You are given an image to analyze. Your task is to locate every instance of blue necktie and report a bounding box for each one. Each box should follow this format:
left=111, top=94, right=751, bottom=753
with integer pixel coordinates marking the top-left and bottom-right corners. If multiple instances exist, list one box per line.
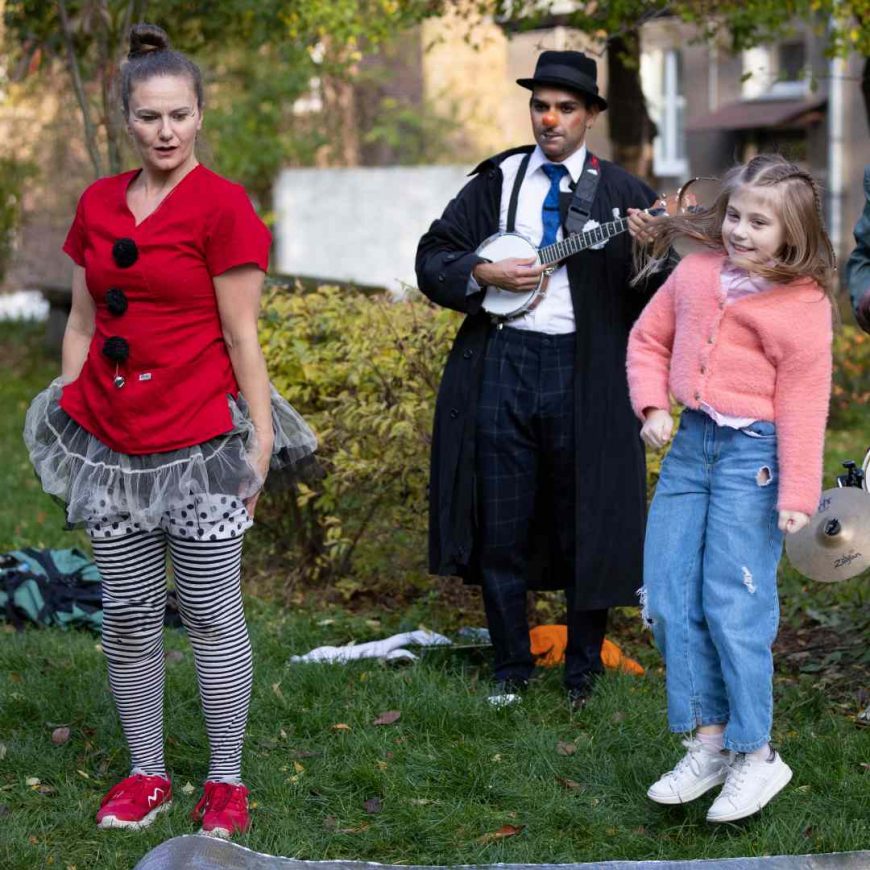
left=540, top=163, right=568, bottom=248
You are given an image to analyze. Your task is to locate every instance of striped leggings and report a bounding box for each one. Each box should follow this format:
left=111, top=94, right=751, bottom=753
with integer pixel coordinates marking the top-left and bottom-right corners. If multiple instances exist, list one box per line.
left=90, top=529, right=253, bottom=782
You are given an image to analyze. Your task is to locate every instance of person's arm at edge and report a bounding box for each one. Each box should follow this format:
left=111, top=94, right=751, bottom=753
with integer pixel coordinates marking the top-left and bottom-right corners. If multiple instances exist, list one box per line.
left=61, top=265, right=95, bottom=383
left=214, top=264, right=273, bottom=517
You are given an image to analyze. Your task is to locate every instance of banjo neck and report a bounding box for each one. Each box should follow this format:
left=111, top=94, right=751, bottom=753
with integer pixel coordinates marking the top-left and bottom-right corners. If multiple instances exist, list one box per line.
left=538, top=215, right=630, bottom=267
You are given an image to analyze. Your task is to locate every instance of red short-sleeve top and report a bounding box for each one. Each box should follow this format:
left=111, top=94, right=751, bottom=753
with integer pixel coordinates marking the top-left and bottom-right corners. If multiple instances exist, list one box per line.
left=60, top=164, right=271, bottom=455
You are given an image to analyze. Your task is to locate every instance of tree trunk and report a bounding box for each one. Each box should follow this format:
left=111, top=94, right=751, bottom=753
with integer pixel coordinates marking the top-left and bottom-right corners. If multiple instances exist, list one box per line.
left=606, top=31, right=655, bottom=181
left=862, top=56, right=869, bottom=133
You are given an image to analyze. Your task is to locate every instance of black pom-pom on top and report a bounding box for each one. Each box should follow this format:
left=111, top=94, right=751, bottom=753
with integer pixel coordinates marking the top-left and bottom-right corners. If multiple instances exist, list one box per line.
left=112, top=238, right=138, bottom=268
left=102, top=336, right=130, bottom=363
left=105, top=288, right=128, bottom=316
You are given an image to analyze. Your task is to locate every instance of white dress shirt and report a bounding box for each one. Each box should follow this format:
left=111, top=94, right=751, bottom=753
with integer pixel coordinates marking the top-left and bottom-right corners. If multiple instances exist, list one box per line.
left=470, top=144, right=589, bottom=334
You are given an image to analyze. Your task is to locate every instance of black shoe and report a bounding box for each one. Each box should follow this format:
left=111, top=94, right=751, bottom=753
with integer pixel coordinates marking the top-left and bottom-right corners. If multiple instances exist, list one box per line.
left=494, top=677, right=530, bottom=695
left=567, top=687, right=590, bottom=712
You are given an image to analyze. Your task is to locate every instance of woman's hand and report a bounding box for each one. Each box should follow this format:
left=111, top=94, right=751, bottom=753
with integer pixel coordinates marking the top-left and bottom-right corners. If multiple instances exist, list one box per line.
left=778, top=510, right=810, bottom=535
left=243, top=433, right=273, bottom=518
left=640, top=408, right=674, bottom=449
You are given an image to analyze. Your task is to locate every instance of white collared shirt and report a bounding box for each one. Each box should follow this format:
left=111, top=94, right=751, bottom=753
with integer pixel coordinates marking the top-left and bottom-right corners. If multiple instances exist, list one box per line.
left=472, top=144, right=587, bottom=334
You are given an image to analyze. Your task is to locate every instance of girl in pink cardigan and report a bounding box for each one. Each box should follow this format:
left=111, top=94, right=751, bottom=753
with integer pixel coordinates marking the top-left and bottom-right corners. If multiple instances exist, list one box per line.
left=626, top=154, right=835, bottom=823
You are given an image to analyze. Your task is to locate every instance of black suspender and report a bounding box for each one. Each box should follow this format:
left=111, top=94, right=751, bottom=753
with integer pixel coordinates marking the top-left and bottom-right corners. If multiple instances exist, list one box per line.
left=506, top=152, right=531, bottom=234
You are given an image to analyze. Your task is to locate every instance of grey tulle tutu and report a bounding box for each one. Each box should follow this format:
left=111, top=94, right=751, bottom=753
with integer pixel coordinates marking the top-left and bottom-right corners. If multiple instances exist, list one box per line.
left=23, top=378, right=318, bottom=531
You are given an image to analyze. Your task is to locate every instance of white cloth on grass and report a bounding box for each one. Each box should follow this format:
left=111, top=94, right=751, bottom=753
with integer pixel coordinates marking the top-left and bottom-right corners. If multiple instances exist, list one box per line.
left=289, top=629, right=451, bottom=664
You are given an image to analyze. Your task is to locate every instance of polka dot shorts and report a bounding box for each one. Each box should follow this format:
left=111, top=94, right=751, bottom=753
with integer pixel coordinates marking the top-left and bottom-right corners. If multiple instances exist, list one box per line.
left=85, top=494, right=253, bottom=541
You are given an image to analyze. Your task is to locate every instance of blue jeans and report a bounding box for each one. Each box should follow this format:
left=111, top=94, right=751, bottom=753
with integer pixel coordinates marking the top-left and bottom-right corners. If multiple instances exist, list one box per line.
left=642, top=409, right=784, bottom=752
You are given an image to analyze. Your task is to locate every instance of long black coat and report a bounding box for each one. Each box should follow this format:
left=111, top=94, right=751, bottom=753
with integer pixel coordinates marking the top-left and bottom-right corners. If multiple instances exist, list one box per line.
left=415, top=146, right=672, bottom=609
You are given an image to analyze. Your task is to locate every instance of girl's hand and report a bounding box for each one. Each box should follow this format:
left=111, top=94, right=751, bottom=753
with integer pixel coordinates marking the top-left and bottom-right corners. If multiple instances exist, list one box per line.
left=640, top=408, right=674, bottom=449
left=778, top=510, right=810, bottom=535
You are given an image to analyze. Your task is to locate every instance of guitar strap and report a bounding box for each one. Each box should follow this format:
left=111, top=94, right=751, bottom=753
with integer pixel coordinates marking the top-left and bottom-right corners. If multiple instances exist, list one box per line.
left=563, top=151, right=601, bottom=235
left=506, top=150, right=602, bottom=238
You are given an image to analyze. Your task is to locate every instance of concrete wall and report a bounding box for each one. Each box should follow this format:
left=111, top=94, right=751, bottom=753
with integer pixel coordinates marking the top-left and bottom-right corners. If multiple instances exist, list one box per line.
left=273, top=165, right=473, bottom=293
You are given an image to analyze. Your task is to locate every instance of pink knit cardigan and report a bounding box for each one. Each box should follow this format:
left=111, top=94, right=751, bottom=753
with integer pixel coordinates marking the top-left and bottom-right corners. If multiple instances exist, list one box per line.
left=627, top=251, right=832, bottom=515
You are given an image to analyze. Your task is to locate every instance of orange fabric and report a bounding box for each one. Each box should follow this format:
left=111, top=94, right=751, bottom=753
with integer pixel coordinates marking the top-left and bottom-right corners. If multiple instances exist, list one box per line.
left=529, top=624, right=644, bottom=675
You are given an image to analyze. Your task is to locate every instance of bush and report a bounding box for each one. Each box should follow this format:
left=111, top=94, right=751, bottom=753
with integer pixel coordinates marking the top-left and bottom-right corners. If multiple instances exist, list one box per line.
left=0, top=156, right=35, bottom=283
left=256, top=290, right=868, bottom=598
left=830, top=325, right=870, bottom=430
left=257, top=284, right=459, bottom=597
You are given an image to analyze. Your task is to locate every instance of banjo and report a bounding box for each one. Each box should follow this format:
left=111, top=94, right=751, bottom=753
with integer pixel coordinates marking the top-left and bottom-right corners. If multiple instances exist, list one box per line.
left=478, top=177, right=710, bottom=320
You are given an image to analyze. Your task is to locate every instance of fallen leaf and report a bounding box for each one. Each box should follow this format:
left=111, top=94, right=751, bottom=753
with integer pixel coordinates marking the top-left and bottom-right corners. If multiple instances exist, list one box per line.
left=181, top=781, right=195, bottom=795
left=317, top=618, right=335, bottom=626
left=409, top=798, right=432, bottom=805
left=25, top=777, right=40, bottom=787
left=373, top=710, right=401, bottom=726
left=491, top=753, right=503, bottom=763
left=29, top=835, right=38, bottom=845
left=51, top=727, right=70, bottom=746
left=556, top=776, right=582, bottom=791
left=338, top=822, right=370, bottom=834
left=556, top=741, right=577, bottom=756
left=332, top=723, right=351, bottom=731
left=376, top=761, right=388, bottom=770
left=293, top=761, right=305, bottom=774
left=76, top=770, right=89, bottom=780
left=477, top=824, right=525, bottom=844
left=37, top=785, right=56, bottom=796
left=279, top=729, right=288, bottom=740
left=363, top=796, right=382, bottom=814
left=291, top=749, right=320, bottom=759
left=271, top=683, right=285, bottom=701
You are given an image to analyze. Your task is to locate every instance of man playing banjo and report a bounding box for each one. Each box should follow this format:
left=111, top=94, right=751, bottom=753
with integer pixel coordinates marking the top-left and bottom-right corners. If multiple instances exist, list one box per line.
left=416, top=50, right=673, bottom=706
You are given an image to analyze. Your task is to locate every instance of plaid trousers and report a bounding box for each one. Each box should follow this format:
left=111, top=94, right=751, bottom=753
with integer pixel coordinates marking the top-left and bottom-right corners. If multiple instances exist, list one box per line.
left=475, top=325, right=606, bottom=689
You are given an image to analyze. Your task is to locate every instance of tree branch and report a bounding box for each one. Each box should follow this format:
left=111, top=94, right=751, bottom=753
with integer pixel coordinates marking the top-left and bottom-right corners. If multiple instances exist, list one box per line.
left=56, top=0, right=104, bottom=177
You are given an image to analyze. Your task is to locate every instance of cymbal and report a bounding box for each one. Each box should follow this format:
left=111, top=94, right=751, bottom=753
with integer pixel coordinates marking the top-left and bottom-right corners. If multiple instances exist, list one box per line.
left=785, top=488, right=870, bottom=582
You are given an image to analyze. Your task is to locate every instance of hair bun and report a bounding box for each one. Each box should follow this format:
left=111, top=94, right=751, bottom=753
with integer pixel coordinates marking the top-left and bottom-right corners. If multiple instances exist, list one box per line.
left=128, top=23, right=170, bottom=59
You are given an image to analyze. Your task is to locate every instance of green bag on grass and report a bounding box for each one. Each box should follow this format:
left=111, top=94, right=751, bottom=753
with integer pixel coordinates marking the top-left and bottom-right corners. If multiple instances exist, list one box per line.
left=0, top=547, right=103, bottom=631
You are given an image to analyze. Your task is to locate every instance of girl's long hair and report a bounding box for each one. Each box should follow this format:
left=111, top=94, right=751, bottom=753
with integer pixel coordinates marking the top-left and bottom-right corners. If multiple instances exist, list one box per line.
left=634, top=154, right=837, bottom=300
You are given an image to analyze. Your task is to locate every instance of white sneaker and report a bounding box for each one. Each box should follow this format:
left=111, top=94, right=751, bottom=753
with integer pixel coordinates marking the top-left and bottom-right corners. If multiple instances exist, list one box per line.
left=647, top=738, right=730, bottom=805
left=706, top=749, right=793, bottom=822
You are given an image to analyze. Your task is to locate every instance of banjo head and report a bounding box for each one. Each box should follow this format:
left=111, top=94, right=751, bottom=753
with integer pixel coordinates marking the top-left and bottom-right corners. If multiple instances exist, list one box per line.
left=476, top=232, right=541, bottom=318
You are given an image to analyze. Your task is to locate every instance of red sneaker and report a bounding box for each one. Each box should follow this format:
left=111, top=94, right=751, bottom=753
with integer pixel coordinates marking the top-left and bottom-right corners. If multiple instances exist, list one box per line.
left=191, top=781, right=250, bottom=838
left=96, top=773, right=172, bottom=829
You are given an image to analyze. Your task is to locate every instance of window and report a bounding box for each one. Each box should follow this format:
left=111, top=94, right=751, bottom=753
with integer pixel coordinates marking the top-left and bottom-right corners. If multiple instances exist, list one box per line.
left=742, top=42, right=808, bottom=99
left=641, top=49, right=688, bottom=178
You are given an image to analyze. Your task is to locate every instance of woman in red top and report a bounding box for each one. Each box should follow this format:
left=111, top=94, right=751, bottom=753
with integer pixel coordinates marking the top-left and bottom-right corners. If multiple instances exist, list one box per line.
left=24, top=23, right=315, bottom=838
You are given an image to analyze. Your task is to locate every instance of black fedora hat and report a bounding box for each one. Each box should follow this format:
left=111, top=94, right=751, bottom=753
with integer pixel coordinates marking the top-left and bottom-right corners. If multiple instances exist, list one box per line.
left=517, top=50, right=607, bottom=111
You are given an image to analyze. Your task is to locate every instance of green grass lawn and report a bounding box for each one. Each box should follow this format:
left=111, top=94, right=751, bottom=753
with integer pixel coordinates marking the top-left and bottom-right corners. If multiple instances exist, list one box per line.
left=1, top=321, right=868, bottom=869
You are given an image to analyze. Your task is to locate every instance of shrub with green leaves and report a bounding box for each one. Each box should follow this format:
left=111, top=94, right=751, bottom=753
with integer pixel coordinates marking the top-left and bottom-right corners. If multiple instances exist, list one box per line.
left=0, top=156, right=35, bottom=283
left=257, top=287, right=867, bottom=596
left=258, top=285, right=460, bottom=594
